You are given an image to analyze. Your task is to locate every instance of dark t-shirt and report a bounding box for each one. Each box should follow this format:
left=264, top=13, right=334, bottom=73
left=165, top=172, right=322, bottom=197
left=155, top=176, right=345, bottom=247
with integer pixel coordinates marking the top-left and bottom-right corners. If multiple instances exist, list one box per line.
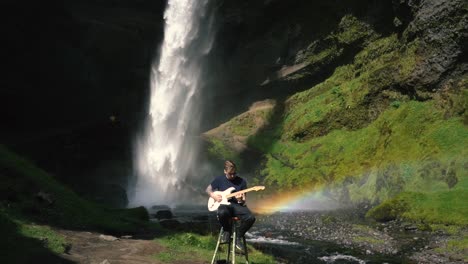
left=210, top=174, right=247, bottom=204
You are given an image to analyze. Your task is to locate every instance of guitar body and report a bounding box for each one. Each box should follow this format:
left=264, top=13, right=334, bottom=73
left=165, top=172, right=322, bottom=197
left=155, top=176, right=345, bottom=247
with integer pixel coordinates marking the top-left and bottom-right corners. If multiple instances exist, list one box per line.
left=207, top=185, right=265, bottom=212
left=207, top=187, right=236, bottom=212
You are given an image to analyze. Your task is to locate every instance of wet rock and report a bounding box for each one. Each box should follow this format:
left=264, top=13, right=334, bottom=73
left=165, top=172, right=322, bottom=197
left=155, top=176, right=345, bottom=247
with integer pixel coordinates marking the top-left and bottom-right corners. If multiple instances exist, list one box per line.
left=150, top=205, right=173, bottom=219
left=99, top=234, right=119, bottom=241
left=159, top=219, right=180, bottom=229
left=154, top=210, right=173, bottom=220
left=35, top=191, right=54, bottom=205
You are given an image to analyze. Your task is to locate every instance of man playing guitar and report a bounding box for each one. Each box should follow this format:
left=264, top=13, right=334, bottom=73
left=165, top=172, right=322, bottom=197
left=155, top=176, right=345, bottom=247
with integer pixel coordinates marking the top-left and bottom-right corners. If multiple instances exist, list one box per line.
left=206, top=160, right=256, bottom=251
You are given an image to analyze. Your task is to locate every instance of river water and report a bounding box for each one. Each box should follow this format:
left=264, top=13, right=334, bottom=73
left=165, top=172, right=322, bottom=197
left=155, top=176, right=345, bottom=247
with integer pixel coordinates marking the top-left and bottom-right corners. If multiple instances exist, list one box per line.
left=156, top=206, right=409, bottom=264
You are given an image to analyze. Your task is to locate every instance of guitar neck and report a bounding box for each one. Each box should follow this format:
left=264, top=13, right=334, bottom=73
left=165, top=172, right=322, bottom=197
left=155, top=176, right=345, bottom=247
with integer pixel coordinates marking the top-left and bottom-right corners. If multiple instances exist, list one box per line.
left=225, top=187, right=259, bottom=198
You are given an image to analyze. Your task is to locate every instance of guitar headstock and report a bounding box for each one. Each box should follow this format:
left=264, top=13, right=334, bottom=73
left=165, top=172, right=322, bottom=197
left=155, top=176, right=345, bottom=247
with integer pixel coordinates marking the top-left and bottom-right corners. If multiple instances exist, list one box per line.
left=252, top=186, right=265, bottom=191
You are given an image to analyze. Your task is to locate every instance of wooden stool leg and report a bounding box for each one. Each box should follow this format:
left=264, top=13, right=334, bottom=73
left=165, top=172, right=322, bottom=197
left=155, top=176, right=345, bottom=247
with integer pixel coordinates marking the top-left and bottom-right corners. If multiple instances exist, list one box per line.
left=211, top=228, right=223, bottom=264
left=226, top=231, right=231, bottom=263
left=231, top=227, right=236, bottom=264
left=243, top=235, right=249, bottom=264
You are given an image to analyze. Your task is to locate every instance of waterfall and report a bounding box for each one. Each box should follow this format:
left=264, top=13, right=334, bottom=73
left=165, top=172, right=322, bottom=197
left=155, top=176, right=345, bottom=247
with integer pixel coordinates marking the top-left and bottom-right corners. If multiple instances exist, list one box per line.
left=129, top=0, right=214, bottom=207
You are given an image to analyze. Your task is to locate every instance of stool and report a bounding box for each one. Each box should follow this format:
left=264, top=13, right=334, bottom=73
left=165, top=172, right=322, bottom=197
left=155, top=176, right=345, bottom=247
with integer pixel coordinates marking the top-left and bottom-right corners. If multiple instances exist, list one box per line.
left=211, top=217, right=249, bottom=264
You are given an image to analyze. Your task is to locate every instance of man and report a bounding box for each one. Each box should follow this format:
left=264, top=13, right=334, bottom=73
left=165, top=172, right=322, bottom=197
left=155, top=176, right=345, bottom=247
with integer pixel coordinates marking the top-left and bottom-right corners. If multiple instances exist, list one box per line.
left=206, top=160, right=256, bottom=251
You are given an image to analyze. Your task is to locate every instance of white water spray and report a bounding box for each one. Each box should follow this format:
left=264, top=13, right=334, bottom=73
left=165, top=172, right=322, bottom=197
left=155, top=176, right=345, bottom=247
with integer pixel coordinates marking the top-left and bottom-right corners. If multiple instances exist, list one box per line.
left=129, top=0, right=214, bottom=207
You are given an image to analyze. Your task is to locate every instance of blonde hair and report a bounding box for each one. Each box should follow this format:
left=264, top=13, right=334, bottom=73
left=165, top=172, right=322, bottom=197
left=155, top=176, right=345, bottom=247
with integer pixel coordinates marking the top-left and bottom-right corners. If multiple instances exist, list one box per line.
left=224, top=160, right=236, bottom=174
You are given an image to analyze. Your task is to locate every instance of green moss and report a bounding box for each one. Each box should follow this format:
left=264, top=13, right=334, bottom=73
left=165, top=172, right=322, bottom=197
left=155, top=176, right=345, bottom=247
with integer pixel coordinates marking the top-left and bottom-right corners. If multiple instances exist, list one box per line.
left=245, top=28, right=465, bottom=214
left=229, top=108, right=274, bottom=137
left=219, top=13, right=465, bottom=227
left=254, top=98, right=467, bottom=201
left=429, top=224, right=463, bottom=235
left=206, top=138, right=240, bottom=164
left=367, top=190, right=468, bottom=225
left=280, top=37, right=422, bottom=142
left=334, top=15, right=377, bottom=45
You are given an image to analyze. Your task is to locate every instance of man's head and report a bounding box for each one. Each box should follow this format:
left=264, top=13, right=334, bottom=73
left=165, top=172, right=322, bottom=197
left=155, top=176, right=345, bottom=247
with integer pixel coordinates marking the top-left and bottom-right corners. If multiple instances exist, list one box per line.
left=224, top=160, right=237, bottom=177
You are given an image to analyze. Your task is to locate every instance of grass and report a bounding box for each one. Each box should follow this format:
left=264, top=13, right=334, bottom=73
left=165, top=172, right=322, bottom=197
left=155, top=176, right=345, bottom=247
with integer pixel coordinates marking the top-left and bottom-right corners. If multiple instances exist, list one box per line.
left=0, top=210, right=71, bottom=263
left=0, top=145, right=151, bottom=234
left=366, top=190, right=468, bottom=225
left=19, top=222, right=68, bottom=254
left=152, top=232, right=276, bottom=263
left=0, top=145, right=159, bottom=263
left=440, top=236, right=468, bottom=262
left=153, top=233, right=215, bottom=262
left=207, top=137, right=241, bottom=165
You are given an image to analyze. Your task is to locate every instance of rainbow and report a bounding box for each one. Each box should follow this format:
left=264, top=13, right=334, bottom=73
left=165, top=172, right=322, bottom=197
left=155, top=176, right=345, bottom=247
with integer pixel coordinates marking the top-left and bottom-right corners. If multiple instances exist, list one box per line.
left=250, top=186, right=339, bottom=214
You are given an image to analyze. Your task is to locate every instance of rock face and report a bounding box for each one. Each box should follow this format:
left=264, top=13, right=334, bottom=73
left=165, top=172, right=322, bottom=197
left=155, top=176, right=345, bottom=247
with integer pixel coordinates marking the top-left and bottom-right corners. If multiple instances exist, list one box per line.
left=203, top=0, right=396, bottom=120
left=205, top=0, right=466, bottom=114
left=399, top=0, right=467, bottom=93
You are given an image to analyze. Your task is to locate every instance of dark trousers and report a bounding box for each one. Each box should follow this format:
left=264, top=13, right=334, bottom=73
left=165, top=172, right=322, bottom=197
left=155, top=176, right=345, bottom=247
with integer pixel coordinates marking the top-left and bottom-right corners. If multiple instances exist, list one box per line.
left=217, top=203, right=256, bottom=237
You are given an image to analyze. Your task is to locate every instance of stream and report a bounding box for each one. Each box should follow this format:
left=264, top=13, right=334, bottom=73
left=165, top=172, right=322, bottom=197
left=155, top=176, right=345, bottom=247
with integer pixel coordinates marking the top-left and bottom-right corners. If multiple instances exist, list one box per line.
left=152, top=206, right=416, bottom=264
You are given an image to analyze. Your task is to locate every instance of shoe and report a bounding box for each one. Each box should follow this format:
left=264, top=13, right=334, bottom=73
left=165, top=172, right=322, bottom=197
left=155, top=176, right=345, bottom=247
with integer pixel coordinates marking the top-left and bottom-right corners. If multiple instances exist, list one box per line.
left=235, top=238, right=245, bottom=253
left=220, top=231, right=230, bottom=244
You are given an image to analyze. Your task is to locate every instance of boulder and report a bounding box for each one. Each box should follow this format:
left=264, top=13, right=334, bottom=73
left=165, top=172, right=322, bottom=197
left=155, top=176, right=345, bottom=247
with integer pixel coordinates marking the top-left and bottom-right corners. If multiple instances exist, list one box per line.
left=154, top=210, right=173, bottom=220
left=35, top=191, right=54, bottom=205
left=149, top=205, right=173, bottom=219
left=159, top=219, right=180, bottom=229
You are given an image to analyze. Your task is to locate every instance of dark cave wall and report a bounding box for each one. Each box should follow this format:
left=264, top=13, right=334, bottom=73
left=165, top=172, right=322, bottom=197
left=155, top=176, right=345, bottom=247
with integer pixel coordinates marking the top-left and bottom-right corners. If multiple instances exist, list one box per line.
left=2, top=0, right=166, bottom=207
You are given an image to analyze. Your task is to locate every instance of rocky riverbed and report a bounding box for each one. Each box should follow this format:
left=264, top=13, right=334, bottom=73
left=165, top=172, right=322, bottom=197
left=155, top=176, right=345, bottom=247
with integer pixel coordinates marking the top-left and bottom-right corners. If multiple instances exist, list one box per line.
left=252, top=208, right=467, bottom=264
left=148, top=205, right=467, bottom=263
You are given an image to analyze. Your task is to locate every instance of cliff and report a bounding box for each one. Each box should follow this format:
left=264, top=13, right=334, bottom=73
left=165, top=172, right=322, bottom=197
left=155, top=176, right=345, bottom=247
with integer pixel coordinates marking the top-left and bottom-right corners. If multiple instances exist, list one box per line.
left=203, top=0, right=467, bottom=225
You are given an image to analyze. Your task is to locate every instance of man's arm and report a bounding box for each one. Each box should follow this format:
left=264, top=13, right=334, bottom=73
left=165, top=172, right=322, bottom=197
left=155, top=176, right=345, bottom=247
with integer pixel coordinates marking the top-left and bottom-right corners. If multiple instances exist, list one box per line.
left=206, top=184, right=222, bottom=202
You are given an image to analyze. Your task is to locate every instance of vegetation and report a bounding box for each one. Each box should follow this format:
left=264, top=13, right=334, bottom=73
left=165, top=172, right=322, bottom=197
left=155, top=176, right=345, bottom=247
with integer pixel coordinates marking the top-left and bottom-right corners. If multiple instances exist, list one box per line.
left=204, top=100, right=276, bottom=165
left=367, top=190, right=468, bottom=225
left=153, top=232, right=276, bottom=263
left=208, top=15, right=467, bottom=228
left=0, top=145, right=151, bottom=233
left=0, top=145, right=277, bottom=263
left=0, top=145, right=157, bottom=263
left=207, top=137, right=241, bottom=164
left=436, top=236, right=468, bottom=262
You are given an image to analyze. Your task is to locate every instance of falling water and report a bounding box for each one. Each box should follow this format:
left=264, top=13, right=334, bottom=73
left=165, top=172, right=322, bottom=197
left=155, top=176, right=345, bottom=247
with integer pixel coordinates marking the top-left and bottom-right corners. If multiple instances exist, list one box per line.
left=129, top=0, right=214, bottom=207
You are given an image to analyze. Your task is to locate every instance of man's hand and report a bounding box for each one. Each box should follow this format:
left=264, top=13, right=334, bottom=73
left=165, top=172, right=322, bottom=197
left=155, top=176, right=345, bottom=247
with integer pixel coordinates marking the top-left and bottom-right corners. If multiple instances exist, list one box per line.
left=235, top=193, right=245, bottom=203
left=211, top=193, right=222, bottom=202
